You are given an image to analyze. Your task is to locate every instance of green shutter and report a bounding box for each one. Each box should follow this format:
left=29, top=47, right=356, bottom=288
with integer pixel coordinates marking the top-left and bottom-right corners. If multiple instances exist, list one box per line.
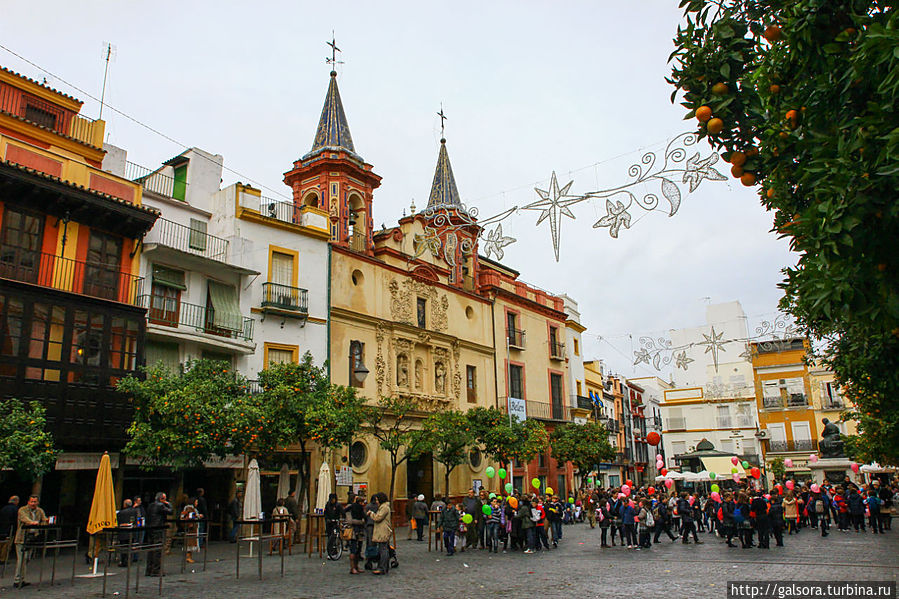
left=152, top=265, right=186, bottom=290
left=172, top=164, right=187, bottom=201
left=207, top=281, right=242, bottom=331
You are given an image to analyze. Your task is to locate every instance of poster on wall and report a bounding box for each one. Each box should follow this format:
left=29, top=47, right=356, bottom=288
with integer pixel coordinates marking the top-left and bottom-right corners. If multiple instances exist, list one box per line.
left=353, top=483, right=368, bottom=497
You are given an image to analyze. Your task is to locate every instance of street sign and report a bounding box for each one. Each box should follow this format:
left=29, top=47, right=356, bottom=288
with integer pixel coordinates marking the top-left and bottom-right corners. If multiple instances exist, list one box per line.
left=508, top=397, right=526, bottom=421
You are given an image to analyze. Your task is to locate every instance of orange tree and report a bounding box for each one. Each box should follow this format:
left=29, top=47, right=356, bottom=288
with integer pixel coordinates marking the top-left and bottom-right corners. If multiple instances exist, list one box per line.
left=256, top=353, right=365, bottom=509
left=548, top=422, right=615, bottom=477
left=467, top=406, right=548, bottom=491
left=416, top=409, right=475, bottom=497
left=361, top=396, right=428, bottom=504
left=668, top=0, right=898, bottom=464
left=118, top=359, right=266, bottom=471
left=0, top=399, right=58, bottom=481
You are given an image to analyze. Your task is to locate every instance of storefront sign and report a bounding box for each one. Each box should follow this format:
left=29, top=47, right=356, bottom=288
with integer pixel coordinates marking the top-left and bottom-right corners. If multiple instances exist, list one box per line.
left=508, top=397, right=526, bottom=421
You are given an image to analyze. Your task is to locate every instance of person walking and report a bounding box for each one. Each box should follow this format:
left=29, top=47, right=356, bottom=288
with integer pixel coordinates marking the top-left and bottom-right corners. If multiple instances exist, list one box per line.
left=622, top=498, right=637, bottom=549
left=676, top=492, right=701, bottom=545
left=875, top=481, right=892, bottom=531
left=438, top=502, right=460, bottom=556
left=652, top=497, right=677, bottom=543
left=722, top=492, right=738, bottom=547
left=0, top=495, right=19, bottom=565
left=735, top=492, right=753, bottom=548
left=463, top=489, right=481, bottom=551
left=598, top=496, right=612, bottom=548
left=13, top=495, right=47, bottom=589
left=368, top=493, right=392, bottom=575
left=533, top=497, right=550, bottom=551
left=750, top=491, right=771, bottom=549
left=546, top=495, right=563, bottom=547
left=344, top=495, right=366, bottom=574
left=519, top=497, right=536, bottom=554
left=769, top=494, right=785, bottom=547
left=411, top=495, right=428, bottom=542
left=586, top=490, right=598, bottom=529
left=636, top=498, right=654, bottom=549
left=146, top=492, right=172, bottom=576
left=866, top=490, right=883, bottom=534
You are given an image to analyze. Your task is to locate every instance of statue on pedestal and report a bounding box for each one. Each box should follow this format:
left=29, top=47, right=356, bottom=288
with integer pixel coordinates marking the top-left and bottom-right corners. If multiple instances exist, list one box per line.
left=818, top=418, right=845, bottom=458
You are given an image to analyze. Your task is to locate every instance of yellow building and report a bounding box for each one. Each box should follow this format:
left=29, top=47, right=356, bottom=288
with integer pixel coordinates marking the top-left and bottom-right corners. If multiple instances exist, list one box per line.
left=751, top=338, right=820, bottom=481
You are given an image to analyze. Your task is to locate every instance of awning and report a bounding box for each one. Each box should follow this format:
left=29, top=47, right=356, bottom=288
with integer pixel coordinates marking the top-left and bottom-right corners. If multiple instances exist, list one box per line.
left=207, top=280, right=243, bottom=331
left=701, top=456, right=746, bottom=478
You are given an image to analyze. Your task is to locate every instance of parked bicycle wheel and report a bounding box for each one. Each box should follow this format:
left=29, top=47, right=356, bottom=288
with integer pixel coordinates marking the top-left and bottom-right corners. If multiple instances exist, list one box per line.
left=326, top=532, right=343, bottom=560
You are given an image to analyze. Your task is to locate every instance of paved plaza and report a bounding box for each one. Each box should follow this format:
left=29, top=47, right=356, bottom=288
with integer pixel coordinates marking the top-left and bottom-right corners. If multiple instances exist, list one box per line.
left=3, top=523, right=896, bottom=599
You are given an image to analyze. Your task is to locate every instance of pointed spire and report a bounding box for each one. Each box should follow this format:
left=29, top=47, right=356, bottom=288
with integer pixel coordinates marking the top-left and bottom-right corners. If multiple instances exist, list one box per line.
left=427, top=137, right=463, bottom=210
left=306, top=71, right=358, bottom=159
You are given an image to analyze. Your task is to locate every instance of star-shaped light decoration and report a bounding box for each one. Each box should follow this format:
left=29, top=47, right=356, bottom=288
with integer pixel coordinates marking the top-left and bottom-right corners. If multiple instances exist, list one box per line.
left=594, top=199, right=632, bottom=238
left=674, top=350, right=694, bottom=370
left=697, top=325, right=727, bottom=372
left=523, top=171, right=580, bottom=261
left=482, top=224, right=516, bottom=261
left=682, top=152, right=727, bottom=192
left=738, top=343, right=754, bottom=363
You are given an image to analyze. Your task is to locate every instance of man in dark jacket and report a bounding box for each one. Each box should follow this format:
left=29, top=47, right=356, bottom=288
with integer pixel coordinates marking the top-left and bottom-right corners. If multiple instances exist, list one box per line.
left=116, top=499, right=138, bottom=566
left=847, top=488, right=866, bottom=532
left=227, top=492, right=243, bottom=543
left=463, top=489, right=481, bottom=550
left=438, top=503, right=460, bottom=555
left=722, top=494, right=738, bottom=547
left=145, top=493, right=172, bottom=576
left=0, top=496, right=19, bottom=563
left=677, top=493, right=702, bottom=544
left=875, top=481, right=892, bottom=530
left=750, top=492, right=771, bottom=548
left=652, top=499, right=677, bottom=543
left=768, top=495, right=785, bottom=546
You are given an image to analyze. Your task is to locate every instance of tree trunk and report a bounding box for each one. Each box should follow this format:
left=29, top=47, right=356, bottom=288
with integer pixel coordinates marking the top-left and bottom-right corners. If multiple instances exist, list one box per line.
left=388, top=454, right=398, bottom=506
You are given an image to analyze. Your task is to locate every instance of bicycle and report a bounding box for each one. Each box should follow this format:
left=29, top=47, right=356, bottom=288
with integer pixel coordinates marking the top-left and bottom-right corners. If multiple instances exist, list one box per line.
left=326, top=520, right=349, bottom=561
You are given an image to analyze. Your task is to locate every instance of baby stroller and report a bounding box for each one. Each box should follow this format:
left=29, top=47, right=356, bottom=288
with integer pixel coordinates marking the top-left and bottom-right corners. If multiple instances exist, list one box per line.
left=363, top=542, right=399, bottom=571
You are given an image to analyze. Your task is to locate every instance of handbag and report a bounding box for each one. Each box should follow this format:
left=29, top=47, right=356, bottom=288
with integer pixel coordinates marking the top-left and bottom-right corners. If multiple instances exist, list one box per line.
left=410, top=518, right=417, bottom=531
left=341, top=526, right=354, bottom=541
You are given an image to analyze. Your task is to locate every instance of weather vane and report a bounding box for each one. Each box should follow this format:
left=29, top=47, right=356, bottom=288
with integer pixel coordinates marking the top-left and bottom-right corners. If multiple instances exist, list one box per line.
left=437, top=103, right=448, bottom=139
left=326, top=31, right=344, bottom=71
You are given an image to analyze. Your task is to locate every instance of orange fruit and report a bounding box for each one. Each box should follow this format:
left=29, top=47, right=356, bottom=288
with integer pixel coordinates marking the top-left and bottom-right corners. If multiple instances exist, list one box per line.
left=769, top=84, right=781, bottom=94
left=730, top=151, right=747, bottom=166
left=712, top=82, right=729, bottom=95
left=766, top=188, right=775, bottom=199
left=731, top=165, right=744, bottom=177
left=877, top=263, right=887, bottom=272
left=745, top=148, right=759, bottom=157
left=740, top=172, right=757, bottom=186
left=707, top=117, right=724, bottom=134
left=695, top=106, right=713, bottom=122
left=764, top=26, right=784, bottom=42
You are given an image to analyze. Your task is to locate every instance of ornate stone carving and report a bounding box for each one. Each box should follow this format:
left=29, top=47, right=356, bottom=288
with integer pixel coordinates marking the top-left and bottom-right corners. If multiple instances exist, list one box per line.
left=375, top=322, right=387, bottom=398
left=388, top=280, right=414, bottom=325
left=388, top=277, right=449, bottom=332
left=414, top=359, right=423, bottom=391
left=397, top=353, right=409, bottom=387
left=434, top=295, right=449, bottom=332
left=434, top=361, right=446, bottom=395
left=451, top=339, right=462, bottom=402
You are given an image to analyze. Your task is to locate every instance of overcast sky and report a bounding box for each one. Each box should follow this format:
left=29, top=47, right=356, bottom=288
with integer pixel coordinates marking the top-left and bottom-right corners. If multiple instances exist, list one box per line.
left=1, top=1, right=795, bottom=380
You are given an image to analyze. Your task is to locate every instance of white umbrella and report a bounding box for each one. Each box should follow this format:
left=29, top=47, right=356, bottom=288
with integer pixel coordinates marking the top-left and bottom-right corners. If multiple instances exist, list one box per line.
left=315, top=461, right=331, bottom=512
left=276, top=463, right=291, bottom=500
left=243, top=459, right=262, bottom=520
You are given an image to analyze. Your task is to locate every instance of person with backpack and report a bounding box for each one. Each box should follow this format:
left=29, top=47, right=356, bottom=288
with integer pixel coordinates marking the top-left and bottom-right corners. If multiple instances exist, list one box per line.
left=735, top=492, right=753, bottom=548
left=636, top=498, right=654, bottom=549
left=704, top=493, right=719, bottom=535
left=533, top=497, right=550, bottom=551
left=768, top=494, right=785, bottom=547
left=750, top=491, right=771, bottom=549
left=813, top=490, right=830, bottom=537
left=676, top=492, right=702, bottom=544
left=874, top=480, right=892, bottom=531
left=866, top=490, right=882, bottom=534
left=652, top=496, right=676, bottom=543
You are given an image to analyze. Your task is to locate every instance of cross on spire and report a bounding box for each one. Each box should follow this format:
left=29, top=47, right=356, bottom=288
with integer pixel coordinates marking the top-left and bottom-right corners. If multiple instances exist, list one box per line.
left=326, top=31, right=343, bottom=71
left=437, top=103, right=448, bottom=140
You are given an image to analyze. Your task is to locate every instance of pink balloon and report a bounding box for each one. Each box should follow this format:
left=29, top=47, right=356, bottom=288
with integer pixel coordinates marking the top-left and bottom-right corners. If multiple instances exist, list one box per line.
left=664, top=478, right=673, bottom=489
left=731, top=456, right=739, bottom=466
left=710, top=491, right=720, bottom=502
left=688, top=496, right=695, bottom=506
left=784, top=458, right=793, bottom=468
left=786, top=480, right=795, bottom=490
left=621, top=485, right=631, bottom=497
left=656, top=460, right=664, bottom=469
left=809, top=454, right=818, bottom=463
left=850, top=463, right=859, bottom=473
left=618, top=493, right=626, bottom=499
left=656, top=454, right=663, bottom=461
left=732, top=473, right=740, bottom=482
left=764, top=494, right=771, bottom=500
left=810, top=483, right=820, bottom=493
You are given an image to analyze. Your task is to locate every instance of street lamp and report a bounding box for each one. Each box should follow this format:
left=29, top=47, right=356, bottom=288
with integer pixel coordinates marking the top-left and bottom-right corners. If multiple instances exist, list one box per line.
left=349, top=341, right=368, bottom=385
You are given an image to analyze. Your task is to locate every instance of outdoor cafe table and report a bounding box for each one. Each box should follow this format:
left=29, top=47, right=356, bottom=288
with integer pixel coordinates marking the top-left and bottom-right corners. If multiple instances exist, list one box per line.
left=234, top=518, right=290, bottom=580
left=99, top=524, right=166, bottom=598
left=20, top=523, right=79, bottom=588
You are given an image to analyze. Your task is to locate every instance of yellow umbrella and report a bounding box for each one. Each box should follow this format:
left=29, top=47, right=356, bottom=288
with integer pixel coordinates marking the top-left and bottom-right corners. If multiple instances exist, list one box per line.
left=86, top=452, right=118, bottom=535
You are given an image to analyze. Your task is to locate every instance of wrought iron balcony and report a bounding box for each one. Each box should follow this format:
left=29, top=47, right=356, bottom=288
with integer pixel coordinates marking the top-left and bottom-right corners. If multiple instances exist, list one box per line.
left=524, top=399, right=570, bottom=422
left=763, top=394, right=809, bottom=409
left=261, top=281, right=308, bottom=314
left=549, top=340, right=565, bottom=360
left=125, top=161, right=180, bottom=198
left=767, top=439, right=817, bottom=453
left=507, top=327, right=526, bottom=350
left=576, top=395, right=593, bottom=410
left=139, top=295, right=254, bottom=342
left=0, top=246, right=143, bottom=305
left=144, top=217, right=228, bottom=261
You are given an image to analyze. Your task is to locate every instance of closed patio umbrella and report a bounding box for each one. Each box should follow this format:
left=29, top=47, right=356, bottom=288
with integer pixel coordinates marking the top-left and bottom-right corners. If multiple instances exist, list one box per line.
left=276, top=463, right=291, bottom=500
left=315, top=462, right=331, bottom=512
left=82, top=452, right=117, bottom=576
left=243, top=459, right=262, bottom=520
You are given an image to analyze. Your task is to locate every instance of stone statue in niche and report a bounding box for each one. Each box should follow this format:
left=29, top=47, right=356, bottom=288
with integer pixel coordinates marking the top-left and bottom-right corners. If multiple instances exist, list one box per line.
left=397, top=354, right=409, bottom=387
left=435, top=361, right=446, bottom=394
left=414, top=360, right=423, bottom=390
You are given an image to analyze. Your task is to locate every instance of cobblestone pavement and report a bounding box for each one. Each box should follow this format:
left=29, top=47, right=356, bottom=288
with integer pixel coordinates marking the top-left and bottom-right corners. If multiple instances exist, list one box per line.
left=3, top=523, right=897, bottom=598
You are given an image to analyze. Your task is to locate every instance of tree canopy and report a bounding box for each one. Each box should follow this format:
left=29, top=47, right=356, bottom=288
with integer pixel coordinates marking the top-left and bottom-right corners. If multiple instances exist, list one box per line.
left=669, top=0, right=898, bottom=464
left=0, top=400, right=58, bottom=481
left=362, top=396, right=428, bottom=503
left=548, top=421, right=615, bottom=474
left=418, top=409, right=475, bottom=496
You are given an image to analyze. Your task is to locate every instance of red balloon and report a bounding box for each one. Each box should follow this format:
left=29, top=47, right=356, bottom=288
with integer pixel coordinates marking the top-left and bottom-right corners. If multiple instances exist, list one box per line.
left=750, top=467, right=761, bottom=479
left=648, top=486, right=655, bottom=495
left=626, top=480, right=634, bottom=488
left=646, top=431, right=661, bottom=446
left=660, top=468, right=668, bottom=476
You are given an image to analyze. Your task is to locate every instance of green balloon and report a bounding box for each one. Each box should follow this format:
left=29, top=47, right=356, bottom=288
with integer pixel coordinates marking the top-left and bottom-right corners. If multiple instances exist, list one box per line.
left=709, top=472, right=717, bottom=480
left=482, top=504, right=492, bottom=515
left=486, top=466, right=496, bottom=478
left=711, top=484, right=720, bottom=493
left=741, top=461, right=749, bottom=469
left=531, top=478, right=541, bottom=489
left=568, top=498, right=575, bottom=504
left=731, top=467, right=738, bottom=474
left=462, top=513, right=473, bottom=524
left=505, top=482, right=513, bottom=493
left=498, top=468, right=507, bottom=479
left=489, top=492, right=496, bottom=499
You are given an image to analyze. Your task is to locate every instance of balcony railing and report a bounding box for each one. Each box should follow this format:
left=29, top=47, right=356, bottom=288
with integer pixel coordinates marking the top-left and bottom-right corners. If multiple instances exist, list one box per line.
left=507, top=327, right=526, bottom=350
left=549, top=340, right=565, bottom=360
left=576, top=395, right=593, bottom=410
left=125, top=161, right=178, bottom=198
left=763, top=394, right=809, bottom=409
left=823, top=400, right=844, bottom=410
left=144, top=217, right=228, bottom=261
left=261, top=282, right=308, bottom=313
left=767, top=439, right=818, bottom=453
left=139, top=295, right=254, bottom=342
left=0, top=247, right=143, bottom=305
left=0, top=82, right=103, bottom=147
left=525, top=399, right=570, bottom=421
left=666, top=417, right=687, bottom=431
left=600, top=416, right=620, bottom=434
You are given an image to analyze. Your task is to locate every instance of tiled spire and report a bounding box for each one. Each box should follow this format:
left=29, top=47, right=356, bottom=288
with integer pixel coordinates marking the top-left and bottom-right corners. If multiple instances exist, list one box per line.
left=305, top=71, right=357, bottom=159
left=427, top=138, right=462, bottom=210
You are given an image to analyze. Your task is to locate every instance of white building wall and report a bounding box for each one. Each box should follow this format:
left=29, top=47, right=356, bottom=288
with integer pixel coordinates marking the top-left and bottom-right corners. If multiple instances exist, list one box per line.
left=669, top=301, right=753, bottom=389
left=560, top=294, right=585, bottom=405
